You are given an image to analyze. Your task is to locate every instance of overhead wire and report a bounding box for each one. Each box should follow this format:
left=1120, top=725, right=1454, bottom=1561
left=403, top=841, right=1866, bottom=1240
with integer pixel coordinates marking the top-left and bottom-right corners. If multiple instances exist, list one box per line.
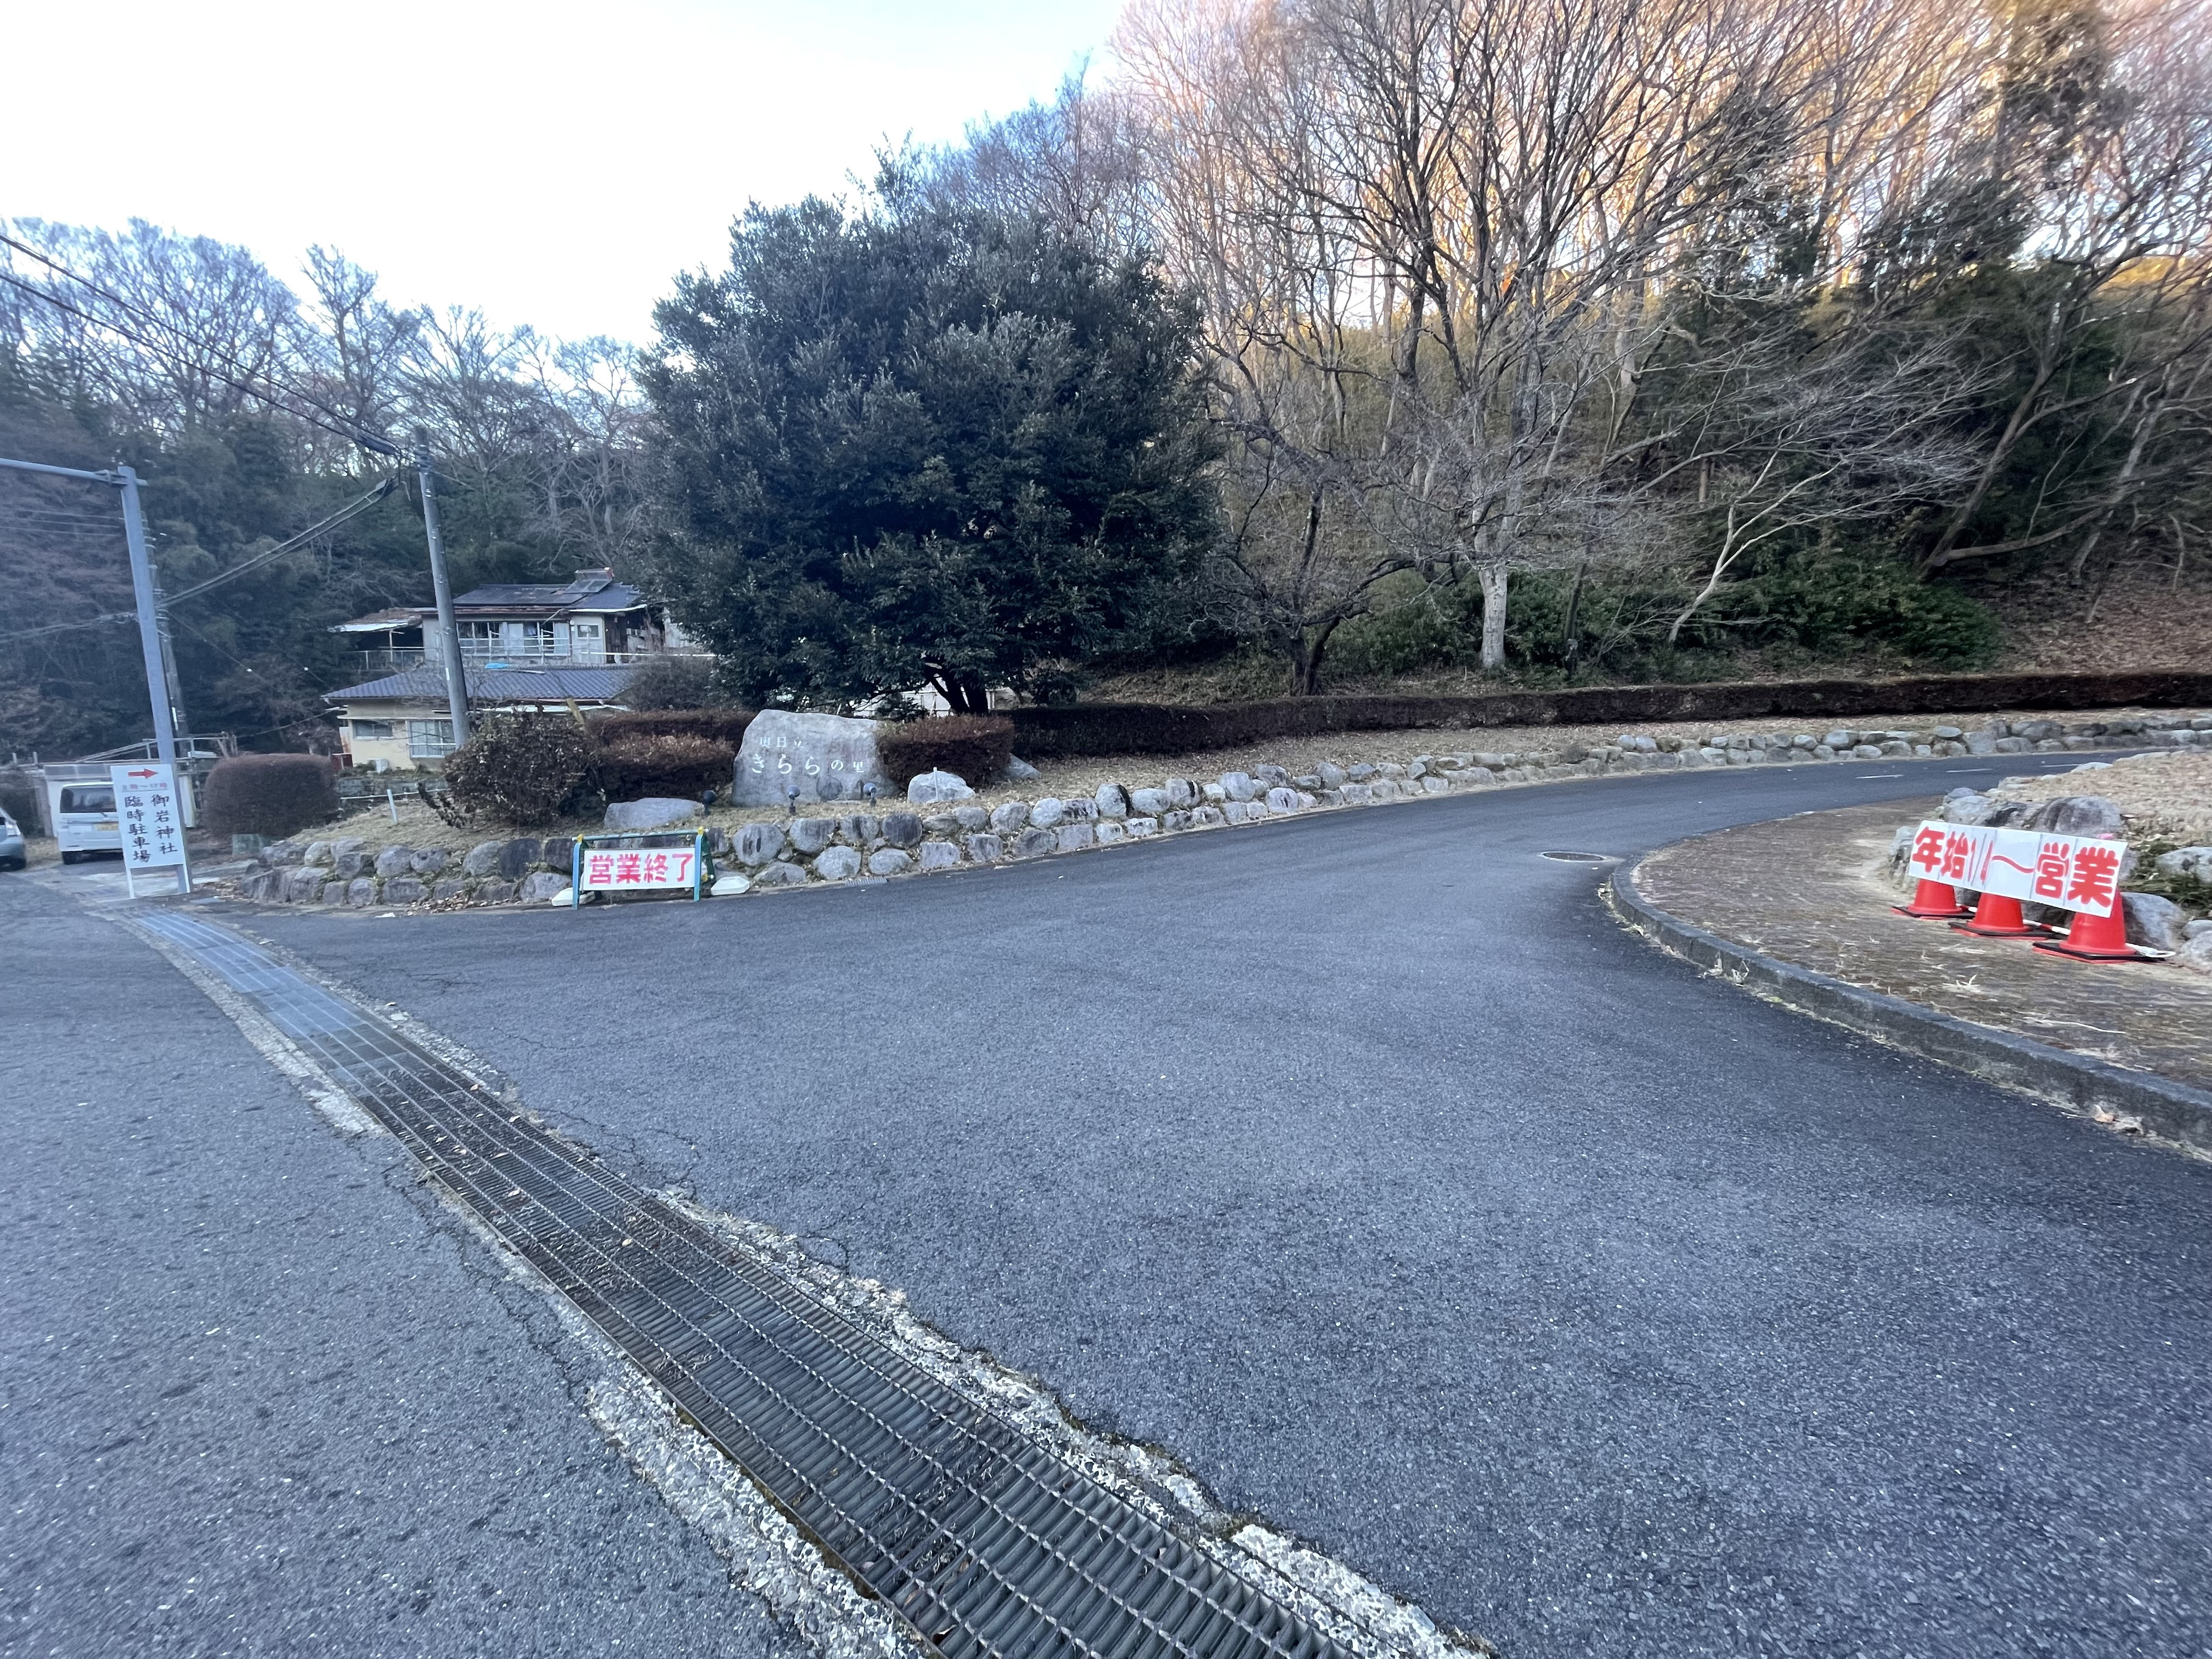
left=4, top=478, right=397, bottom=641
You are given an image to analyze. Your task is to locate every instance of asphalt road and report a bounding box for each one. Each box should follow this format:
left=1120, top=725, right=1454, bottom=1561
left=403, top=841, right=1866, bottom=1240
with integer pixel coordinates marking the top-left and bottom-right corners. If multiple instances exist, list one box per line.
left=0, top=877, right=805, bottom=1659
left=10, top=753, right=2211, bottom=1657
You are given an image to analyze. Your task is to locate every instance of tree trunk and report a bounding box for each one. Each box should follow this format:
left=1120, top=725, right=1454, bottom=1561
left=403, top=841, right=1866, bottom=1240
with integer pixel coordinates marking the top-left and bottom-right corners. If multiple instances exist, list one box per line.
left=1477, top=566, right=1510, bottom=671
left=1289, top=618, right=1342, bottom=696
left=1560, top=561, right=1588, bottom=672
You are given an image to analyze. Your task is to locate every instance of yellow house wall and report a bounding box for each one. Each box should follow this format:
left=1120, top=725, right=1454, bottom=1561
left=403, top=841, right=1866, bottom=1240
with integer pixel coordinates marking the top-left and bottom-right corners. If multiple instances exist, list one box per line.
left=337, top=699, right=445, bottom=771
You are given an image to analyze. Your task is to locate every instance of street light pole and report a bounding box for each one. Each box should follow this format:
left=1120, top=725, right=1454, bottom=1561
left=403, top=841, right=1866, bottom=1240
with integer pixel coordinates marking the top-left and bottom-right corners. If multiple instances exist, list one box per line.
left=415, top=443, right=472, bottom=750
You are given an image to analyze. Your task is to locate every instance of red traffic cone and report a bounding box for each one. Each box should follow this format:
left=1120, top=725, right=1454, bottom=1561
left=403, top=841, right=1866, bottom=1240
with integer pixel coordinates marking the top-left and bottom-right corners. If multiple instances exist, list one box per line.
left=1895, top=877, right=1971, bottom=919
left=2032, top=900, right=2145, bottom=962
left=1950, top=890, right=2052, bottom=938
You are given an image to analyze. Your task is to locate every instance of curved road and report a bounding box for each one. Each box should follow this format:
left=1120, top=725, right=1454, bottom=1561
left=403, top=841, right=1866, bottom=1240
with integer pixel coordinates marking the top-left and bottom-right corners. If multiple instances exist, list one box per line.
left=9, top=753, right=2210, bottom=1657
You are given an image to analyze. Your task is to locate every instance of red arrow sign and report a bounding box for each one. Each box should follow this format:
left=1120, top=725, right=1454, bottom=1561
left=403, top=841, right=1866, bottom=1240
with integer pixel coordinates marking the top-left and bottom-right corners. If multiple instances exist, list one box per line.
left=125, top=768, right=158, bottom=777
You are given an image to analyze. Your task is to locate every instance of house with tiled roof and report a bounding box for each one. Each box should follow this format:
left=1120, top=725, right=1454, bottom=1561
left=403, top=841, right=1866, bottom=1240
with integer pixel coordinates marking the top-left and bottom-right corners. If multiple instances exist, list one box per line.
left=324, top=568, right=704, bottom=769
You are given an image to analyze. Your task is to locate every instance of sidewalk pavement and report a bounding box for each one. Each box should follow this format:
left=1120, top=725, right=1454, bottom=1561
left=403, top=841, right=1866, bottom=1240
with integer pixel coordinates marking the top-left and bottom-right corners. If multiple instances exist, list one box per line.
left=1617, top=799, right=2212, bottom=1141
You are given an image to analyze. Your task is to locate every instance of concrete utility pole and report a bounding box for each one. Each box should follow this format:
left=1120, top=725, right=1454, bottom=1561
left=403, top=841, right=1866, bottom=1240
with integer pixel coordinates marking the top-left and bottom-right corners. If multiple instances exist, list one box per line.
left=114, top=465, right=191, bottom=894
left=415, top=442, right=472, bottom=749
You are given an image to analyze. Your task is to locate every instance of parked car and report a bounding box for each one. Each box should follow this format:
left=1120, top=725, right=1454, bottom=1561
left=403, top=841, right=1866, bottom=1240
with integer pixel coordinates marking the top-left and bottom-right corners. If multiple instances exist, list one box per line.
left=47, top=781, right=120, bottom=864
left=0, top=809, right=24, bottom=870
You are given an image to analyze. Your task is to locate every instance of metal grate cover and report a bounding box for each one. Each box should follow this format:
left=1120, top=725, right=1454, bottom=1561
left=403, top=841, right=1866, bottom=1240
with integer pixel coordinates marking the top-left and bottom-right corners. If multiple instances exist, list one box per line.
left=139, top=912, right=1353, bottom=1659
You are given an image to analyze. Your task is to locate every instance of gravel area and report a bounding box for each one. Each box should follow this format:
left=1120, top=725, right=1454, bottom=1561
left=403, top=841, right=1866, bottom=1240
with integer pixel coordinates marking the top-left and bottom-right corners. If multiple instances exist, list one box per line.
left=1989, top=751, right=2212, bottom=845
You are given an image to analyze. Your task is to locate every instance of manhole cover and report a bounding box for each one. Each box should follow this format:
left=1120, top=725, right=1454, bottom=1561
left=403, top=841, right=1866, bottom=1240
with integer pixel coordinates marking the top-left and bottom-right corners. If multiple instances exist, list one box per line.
left=1541, top=850, right=1612, bottom=862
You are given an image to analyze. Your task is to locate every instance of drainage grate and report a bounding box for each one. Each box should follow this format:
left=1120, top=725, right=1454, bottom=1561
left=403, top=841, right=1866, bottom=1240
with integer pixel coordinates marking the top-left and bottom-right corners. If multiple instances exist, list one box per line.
left=138, top=912, right=1352, bottom=1659
left=1539, top=850, right=1611, bottom=863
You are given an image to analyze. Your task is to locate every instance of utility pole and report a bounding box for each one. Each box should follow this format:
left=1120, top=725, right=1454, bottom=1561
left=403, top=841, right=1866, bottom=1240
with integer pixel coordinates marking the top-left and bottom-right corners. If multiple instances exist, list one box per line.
left=116, top=465, right=191, bottom=894
left=415, top=441, right=472, bottom=749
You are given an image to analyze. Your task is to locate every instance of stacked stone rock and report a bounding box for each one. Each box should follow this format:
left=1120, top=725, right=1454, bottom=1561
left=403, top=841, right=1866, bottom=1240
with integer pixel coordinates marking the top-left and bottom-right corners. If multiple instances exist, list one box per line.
left=239, top=834, right=595, bottom=908
left=230, top=708, right=2212, bottom=907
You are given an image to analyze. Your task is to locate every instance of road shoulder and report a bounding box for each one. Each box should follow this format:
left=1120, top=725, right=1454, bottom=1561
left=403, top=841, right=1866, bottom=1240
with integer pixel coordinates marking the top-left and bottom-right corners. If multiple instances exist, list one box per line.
left=1609, top=802, right=2212, bottom=1153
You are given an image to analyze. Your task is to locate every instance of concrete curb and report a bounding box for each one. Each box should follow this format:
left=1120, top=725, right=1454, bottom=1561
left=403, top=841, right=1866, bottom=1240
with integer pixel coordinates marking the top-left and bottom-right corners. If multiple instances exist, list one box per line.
left=1606, top=855, right=2212, bottom=1155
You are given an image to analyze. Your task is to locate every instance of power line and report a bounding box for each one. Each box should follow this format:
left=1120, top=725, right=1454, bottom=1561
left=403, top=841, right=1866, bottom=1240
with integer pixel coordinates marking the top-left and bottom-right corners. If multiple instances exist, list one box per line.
left=0, top=236, right=400, bottom=456
left=5, top=478, right=396, bottom=641
left=160, top=479, right=396, bottom=605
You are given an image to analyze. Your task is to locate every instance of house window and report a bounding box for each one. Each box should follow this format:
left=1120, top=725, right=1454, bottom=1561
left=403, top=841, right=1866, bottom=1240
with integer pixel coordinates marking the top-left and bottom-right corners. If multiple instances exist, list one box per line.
left=348, top=719, right=396, bottom=740
left=408, top=719, right=457, bottom=759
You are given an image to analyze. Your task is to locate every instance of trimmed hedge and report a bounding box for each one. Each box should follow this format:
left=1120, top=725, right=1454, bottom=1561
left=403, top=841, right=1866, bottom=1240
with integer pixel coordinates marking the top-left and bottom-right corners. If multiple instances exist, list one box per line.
left=1005, top=672, right=2212, bottom=759
left=591, top=708, right=755, bottom=747
left=594, top=735, right=738, bottom=800
left=877, top=715, right=1015, bottom=789
left=201, top=753, right=340, bottom=838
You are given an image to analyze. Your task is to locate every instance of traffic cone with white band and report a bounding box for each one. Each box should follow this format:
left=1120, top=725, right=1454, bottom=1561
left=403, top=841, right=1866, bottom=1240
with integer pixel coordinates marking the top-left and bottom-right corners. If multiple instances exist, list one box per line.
left=1950, top=890, right=2050, bottom=938
left=2033, top=900, right=2145, bottom=962
left=1894, top=878, right=1971, bottom=919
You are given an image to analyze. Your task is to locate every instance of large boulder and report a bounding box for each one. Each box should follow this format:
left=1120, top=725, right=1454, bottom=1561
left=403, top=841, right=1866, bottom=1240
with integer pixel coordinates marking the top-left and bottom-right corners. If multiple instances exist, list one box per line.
left=1003, top=755, right=1042, bottom=781
left=2122, top=892, right=2188, bottom=951
left=789, top=816, right=837, bottom=856
left=373, top=845, right=415, bottom=878
left=879, top=811, right=924, bottom=849
left=331, top=848, right=369, bottom=879
left=731, top=710, right=887, bottom=806
left=462, top=840, right=506, bottom=877
left=2176, top=933, right=2212, bottom=976
left=962, top=832, right=1003, bottom=864
left=279, top=867, right=325, bottom=904
left=410, top=847, right=448, bottom=877
left=1029, top=798, right=1068, bottom=830
left=382, top=876, right=428, bottom=904
left=2024, top=795, right=2125, bottom=838
left=733, top=822, right=787, bottom=867
left=918, top=840, right=961, bottom=870
left=906, top=769, right=974, bottom=803
left=990, top=802, right=1030, bottom=835
left=1218, top=771, right=1258, bottom=803
left=1095, top=783, right=1130, bottom=820
left=2153, top=847, right=2212, bottom=884
left=868, top=848, right=913, bottom=876
left=519, top=872, right=570, bottom=904
left=814, top=845, right=862, bottom=881
left=605, top=797, right=701, bottom=833
left=498, top=837, right=544, bottom=879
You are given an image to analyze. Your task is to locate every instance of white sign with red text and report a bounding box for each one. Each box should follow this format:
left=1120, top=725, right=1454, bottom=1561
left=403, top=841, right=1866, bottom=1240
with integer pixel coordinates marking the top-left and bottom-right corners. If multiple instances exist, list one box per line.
left=1906, top=820, right=2124, bottom=916
left=111, top=763, right=187, bottom=870
left=577, top=843, right=699, bottom=893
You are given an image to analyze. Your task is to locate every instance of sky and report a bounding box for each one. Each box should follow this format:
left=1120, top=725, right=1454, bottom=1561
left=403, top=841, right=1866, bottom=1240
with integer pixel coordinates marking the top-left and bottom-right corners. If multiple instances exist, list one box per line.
left=5, top=0, right=1127, bottom=345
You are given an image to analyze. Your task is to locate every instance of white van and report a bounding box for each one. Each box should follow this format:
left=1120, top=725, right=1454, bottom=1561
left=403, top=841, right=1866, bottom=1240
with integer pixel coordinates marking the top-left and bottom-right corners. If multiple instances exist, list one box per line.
left=46, top=776, right=121, bottom=863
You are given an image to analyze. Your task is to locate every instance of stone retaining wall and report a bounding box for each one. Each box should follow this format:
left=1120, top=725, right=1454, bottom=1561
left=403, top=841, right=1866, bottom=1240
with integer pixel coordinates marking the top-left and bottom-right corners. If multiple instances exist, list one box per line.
left=230, top=708, right=2212, bottom=910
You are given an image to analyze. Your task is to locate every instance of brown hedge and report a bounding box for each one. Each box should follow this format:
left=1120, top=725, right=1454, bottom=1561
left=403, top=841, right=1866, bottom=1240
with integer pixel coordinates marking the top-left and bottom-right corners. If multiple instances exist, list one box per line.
left=592, top=735, right=738, bottom=800
left=201, top=753, right=340, bottom=838
left=442, top=714, right=596, bottom=827
left=1004, top=671, right=2212, bottom=759
left=591, top=707, right=756, bottom=747
left=877, top=715, right=1015, bottom=789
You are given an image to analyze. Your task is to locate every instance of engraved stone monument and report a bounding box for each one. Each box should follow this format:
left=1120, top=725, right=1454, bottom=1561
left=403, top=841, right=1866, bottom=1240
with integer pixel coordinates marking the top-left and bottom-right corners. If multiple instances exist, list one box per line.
left=731, top=710, right=888, bottom=806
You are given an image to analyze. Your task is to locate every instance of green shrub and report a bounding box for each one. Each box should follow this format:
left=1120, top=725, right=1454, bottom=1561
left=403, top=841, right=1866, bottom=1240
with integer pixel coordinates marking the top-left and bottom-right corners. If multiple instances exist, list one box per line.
left=618, top=654, right=722, bottom=710
left=201, top=753, right=338, bottom=838
left=442, top=713, right=594, bottom=827
left=593, top=735, right=737, bottom=800
left=876, top=715, right=1015, bottom=788
left=1744, top=555, right=2002, bottom=669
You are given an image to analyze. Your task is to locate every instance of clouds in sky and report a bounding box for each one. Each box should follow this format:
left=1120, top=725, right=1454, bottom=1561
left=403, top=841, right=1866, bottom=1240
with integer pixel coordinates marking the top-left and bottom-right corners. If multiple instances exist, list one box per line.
left=6, top=0, right=1124, bottom=341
